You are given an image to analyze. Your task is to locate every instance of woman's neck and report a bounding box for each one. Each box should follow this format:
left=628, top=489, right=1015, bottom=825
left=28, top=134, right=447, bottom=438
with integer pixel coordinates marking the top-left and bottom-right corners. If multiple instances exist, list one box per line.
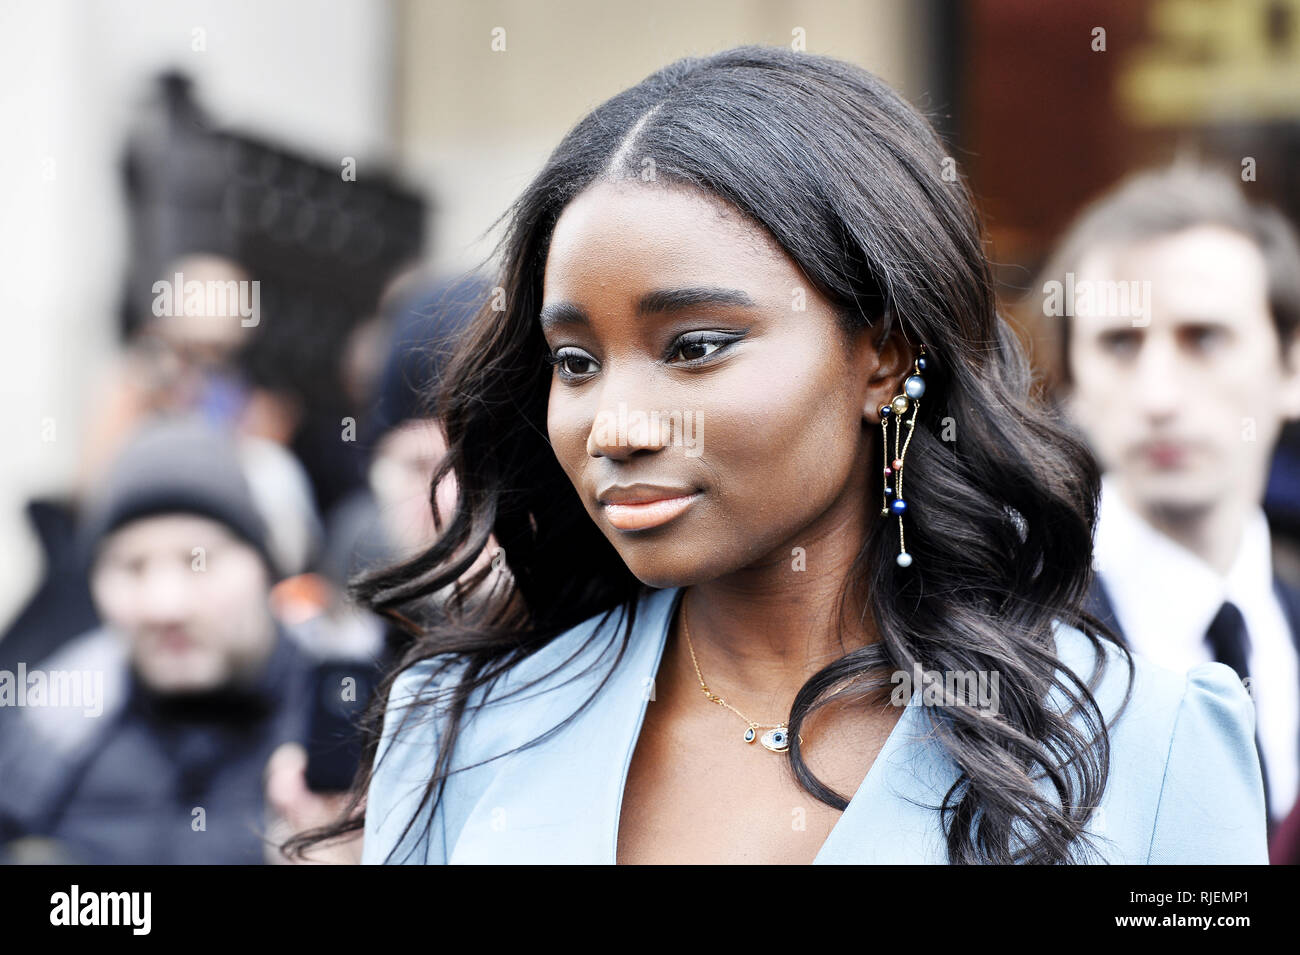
left=671, top=523, right=878, bottom=716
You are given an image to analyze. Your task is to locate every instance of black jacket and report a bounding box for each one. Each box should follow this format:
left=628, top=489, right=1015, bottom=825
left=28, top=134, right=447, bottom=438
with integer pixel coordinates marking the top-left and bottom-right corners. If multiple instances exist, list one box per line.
left=0, top=624, right=315, bottom=864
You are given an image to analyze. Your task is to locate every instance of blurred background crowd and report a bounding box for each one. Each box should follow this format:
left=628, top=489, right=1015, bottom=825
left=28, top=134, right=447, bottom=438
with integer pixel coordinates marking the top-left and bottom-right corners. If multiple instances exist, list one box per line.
left=1, top=0, right=1298, bottom=864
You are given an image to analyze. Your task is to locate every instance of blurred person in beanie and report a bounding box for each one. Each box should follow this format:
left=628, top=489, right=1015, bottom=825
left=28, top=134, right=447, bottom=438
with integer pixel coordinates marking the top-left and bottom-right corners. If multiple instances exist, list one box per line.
left=0, top=252, right=304, bottom=691
left=0, top=415, right=318, bottom=864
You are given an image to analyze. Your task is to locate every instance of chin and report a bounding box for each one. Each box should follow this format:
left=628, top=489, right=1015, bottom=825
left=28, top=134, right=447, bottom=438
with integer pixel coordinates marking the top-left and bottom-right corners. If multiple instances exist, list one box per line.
left=620, top=564, right=698, bottom=592
left=1126, top=469, right=1224, bottom=516
left=136, top=657, right=226, bottom=695
left=613, top=546, right=716, bottom=591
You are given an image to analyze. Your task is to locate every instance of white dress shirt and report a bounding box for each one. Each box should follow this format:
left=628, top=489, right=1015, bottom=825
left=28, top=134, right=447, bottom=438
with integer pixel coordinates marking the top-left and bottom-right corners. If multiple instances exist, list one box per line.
left=1093, top=473, right=1300, bottom=820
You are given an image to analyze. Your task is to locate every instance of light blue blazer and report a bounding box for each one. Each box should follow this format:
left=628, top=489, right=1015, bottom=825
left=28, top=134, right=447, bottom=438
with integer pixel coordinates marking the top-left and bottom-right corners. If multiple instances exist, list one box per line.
left=361, top=585, right=1269, bottom=863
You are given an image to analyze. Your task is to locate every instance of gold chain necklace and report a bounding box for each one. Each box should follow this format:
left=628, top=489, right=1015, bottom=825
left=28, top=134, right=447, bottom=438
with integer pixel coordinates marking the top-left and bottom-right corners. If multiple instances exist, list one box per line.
left=680, top=595, right=791, bottom=753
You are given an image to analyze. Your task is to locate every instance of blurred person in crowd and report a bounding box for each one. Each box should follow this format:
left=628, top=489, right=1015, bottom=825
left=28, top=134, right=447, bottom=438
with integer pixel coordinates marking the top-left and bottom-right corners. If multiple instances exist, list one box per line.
left=0, top=252, right=297, bottom=677
left=0, top=416, right=318, bottom=864
left=316, top=271, right=508, bottom=660
left=1037, top=163, right=1300, bottom=852
left=262, top=272, right=509, bottom=863
left=80, top=252, right=300, bottom=490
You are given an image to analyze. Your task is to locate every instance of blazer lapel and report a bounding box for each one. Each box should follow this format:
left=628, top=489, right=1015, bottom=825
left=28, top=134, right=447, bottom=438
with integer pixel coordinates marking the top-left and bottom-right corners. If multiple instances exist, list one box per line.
left=812, top=687, right=956, bottom=864
left=445, top=586, right=679, bottom=864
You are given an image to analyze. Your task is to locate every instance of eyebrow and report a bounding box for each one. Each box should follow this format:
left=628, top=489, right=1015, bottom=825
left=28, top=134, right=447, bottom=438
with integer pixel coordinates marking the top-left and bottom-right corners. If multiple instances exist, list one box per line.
left=538, top=286, right=758, bottom=332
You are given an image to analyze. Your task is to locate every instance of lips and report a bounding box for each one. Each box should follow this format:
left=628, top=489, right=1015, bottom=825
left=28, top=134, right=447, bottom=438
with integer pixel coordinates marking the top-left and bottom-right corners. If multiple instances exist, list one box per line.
left=597, top=484, right=700, bottom=531
left=156, top=630, right=196, bottom=652
left=1138, top=440, right=1192, bottom=468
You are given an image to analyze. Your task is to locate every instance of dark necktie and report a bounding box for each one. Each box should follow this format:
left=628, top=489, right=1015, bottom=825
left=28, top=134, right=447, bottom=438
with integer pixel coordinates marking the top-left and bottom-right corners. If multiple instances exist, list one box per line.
left=1204, top=600, right=1273, bottom=824
left=1206, top=601, right=1251, bottom=683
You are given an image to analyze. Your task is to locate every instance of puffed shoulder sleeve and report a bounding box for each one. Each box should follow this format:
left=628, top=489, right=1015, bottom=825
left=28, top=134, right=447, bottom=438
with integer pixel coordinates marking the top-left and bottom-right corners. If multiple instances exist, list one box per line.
left=361, top=659, right=454, bottom=865
left=1145, top=661, right=1269, bottom=864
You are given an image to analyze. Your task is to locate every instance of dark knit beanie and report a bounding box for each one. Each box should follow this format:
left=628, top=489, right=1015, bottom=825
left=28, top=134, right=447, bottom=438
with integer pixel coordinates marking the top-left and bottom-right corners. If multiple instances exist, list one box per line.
left=369, top=272, right=489, bottom=441
left=78, top=415, right=277, bottom=577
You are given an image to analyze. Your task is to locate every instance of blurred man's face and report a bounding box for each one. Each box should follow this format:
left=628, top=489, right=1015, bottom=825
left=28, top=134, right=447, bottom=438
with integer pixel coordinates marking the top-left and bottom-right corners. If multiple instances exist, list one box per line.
left=91, top=514, right=276, bottom=694
left=1066, top=225, right=1300, bottom=516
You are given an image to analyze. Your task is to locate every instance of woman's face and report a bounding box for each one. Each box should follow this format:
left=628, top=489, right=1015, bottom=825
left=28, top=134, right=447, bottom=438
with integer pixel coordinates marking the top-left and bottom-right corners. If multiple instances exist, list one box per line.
left=542, top=179, right=905, bottom=588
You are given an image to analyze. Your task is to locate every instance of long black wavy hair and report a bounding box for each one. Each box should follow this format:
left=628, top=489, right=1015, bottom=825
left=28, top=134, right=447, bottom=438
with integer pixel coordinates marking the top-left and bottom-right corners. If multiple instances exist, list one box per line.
left=283, top=44, right=1133, bottom=865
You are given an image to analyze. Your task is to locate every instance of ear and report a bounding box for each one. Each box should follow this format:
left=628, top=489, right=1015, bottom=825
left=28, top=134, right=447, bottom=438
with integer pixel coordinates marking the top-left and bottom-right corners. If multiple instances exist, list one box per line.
left=857, top=327, right=919, bottom=423
left=1281, top=332, right=1300, bottom=420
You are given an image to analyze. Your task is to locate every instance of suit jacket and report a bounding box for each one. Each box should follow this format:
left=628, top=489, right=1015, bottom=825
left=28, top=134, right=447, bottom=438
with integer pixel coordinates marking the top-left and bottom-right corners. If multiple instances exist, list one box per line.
left=1086, top=573, right=1300, bottom=861
left=1085, top=573, right=1300, bottom=675
left=362, top=585, right=1269, bottom=864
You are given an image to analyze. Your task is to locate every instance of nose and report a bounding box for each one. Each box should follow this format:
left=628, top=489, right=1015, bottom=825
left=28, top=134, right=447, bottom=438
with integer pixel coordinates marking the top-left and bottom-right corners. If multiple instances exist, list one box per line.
left=585, top=361, right=672, bottom=461
left=1129, top=334, right=1185, bottom=422
left=135, top=557, right=197, bottom=625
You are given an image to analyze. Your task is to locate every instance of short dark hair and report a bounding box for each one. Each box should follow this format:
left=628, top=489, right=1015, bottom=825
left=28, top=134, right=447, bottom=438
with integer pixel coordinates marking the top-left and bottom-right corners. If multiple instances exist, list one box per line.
left=1034, top=162, right=1300, bottom=394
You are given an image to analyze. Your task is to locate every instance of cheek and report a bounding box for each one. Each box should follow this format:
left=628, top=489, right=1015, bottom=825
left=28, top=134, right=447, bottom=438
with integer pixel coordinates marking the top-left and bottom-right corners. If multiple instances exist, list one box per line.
left=1219, top=341, right=1278, bottom=394
left=547, top=389, right=592, bottom=484
left=1068, top=358, right=1125, bottom=434
left=201, top=554, right=268, bottom=640
left=427, top=471, right=459, bottom=539
left=91, top=570, right=137, bottom=631
left=703, top=346, right=863, bottom=512
left=1213, top=354, right=1287, bottom=444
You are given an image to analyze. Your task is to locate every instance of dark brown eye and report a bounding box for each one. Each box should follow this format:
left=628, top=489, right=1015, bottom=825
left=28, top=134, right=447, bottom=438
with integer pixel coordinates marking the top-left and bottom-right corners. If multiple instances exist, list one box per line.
left=675, top=340, right=717, bottom=361
left=545, top=348, right=598, bottom=380
left=1100, top=330, right=1141, bottom=357
left=1184, top=326, right=1226, bottom=352
left=667, top=332, right=738, bottom=364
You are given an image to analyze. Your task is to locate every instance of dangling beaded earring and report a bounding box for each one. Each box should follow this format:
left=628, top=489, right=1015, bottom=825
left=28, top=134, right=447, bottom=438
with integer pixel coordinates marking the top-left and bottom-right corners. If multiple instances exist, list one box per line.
left=879, top=345, right=928, bottom=568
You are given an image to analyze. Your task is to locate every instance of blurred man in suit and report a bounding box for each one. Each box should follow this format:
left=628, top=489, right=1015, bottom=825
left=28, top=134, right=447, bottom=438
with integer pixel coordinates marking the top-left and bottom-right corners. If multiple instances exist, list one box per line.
left=1038, top=164, right=1300, bottom=852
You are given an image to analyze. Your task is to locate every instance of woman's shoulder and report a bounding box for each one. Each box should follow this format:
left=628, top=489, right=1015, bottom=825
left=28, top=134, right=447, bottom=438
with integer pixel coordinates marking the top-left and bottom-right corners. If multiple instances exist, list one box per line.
left=362, top=588, right=674, bottom=863
left=382, top=586, right=672, bottom=719
left=1048, top=617, right=1269, bottom=863
left=374, top=586, right=669, bottom=739
left=1048, top=615, right=1255, bottom=738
